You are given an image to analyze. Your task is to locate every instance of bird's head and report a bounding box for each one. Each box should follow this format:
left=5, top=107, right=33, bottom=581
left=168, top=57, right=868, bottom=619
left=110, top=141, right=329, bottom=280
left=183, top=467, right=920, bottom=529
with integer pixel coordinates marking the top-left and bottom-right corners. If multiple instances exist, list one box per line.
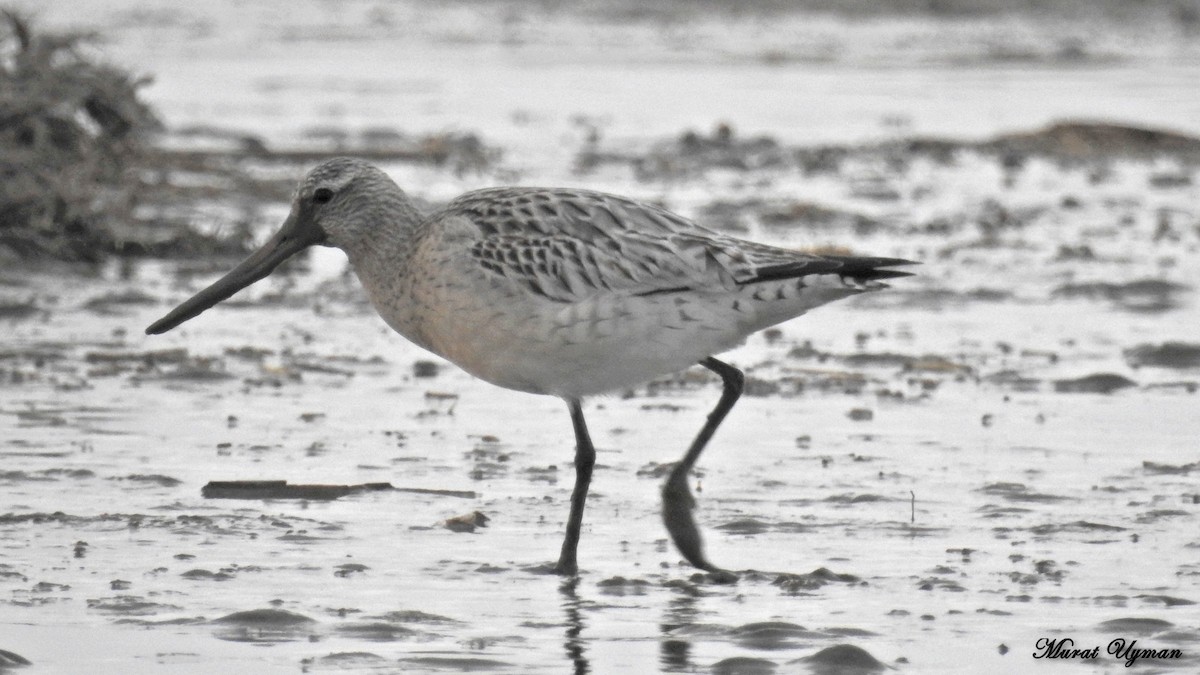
left=145, top=157, right=410, bottom=335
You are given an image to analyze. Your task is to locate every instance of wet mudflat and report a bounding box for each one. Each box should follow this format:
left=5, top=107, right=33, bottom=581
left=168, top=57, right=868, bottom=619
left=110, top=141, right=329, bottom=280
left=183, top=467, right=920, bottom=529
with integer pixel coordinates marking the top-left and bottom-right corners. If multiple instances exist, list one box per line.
left=3, top=2, right=1200, bottom=674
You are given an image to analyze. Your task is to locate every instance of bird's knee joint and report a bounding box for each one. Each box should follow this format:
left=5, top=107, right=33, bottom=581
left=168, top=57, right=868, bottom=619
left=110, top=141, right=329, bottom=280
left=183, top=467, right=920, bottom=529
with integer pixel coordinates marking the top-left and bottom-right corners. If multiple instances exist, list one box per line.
left=729, top=370, right=746, bottom=393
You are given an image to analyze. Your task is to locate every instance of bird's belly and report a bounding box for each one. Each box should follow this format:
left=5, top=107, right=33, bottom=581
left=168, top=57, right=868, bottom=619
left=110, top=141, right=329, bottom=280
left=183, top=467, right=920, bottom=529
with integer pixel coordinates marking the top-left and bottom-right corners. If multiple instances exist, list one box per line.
left=365, top=259, right=858, bottom=398
left=419, top=292, right=747, bottom=397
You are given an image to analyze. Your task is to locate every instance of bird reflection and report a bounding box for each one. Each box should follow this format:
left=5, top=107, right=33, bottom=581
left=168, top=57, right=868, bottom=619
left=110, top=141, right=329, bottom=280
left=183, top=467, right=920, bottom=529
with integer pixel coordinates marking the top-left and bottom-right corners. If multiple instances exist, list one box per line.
left=659, top=586, right=701, bottom=672
left=560, top=577, right=590, bottom=674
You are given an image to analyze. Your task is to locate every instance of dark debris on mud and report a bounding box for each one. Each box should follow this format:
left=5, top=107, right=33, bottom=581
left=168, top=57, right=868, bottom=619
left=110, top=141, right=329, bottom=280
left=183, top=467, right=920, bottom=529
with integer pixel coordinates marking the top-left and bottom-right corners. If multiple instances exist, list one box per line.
left=0, top=10, right=161, bottom=263
left=118, top=125, right=497, bottom=259
left=201, top=479, right=394, bottom=501
left=771, top=568, right=864, bottom=595
left=1125, top=342, right=1200, bottom=369
left=577, top=119, right=1200, bottom=183
left=6, top=109, right=1198, bottom=271
left=4, top=42, right=499, bottom=266
left=1052, top=280, right=1192, bottom=314
left=0, top=510, right=334, bottom=538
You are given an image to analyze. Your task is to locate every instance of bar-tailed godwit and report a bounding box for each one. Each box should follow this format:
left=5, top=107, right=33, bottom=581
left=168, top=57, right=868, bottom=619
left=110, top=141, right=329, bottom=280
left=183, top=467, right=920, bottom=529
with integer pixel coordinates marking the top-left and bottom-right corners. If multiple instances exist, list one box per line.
left=147, top=158, right=915, bottom=577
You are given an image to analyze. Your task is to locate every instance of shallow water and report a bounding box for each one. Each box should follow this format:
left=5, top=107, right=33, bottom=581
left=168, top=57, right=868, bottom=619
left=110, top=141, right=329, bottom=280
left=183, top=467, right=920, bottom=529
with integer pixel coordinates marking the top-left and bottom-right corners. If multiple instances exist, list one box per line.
left=28, top=0, right=1200, bottom=156
left=4, top=2, right=1200, bottom=673
left=4, top=225, right=1198, bottom=674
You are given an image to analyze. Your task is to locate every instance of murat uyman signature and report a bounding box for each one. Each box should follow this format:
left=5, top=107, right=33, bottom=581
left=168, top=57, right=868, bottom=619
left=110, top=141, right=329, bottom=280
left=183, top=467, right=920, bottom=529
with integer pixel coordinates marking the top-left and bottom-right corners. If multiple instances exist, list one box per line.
left=1033, top=637, right=1183, bottom=667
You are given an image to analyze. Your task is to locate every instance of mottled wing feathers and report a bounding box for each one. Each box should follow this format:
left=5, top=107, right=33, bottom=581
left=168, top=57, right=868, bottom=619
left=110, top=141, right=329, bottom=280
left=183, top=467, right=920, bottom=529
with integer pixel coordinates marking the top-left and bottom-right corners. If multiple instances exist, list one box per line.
left=469, top=234, right=700, bottom=301
left=445, top=187, right=915, bottom=302
left=447, top=187, right=711, bottom=240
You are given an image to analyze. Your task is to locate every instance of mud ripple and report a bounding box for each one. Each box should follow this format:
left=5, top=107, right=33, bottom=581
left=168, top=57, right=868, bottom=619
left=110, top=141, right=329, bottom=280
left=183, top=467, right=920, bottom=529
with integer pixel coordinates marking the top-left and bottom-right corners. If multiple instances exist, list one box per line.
left=306, top=651, right=389, bottom=671
left=731, top=621, right=822, bottom=650
left=86, top=595, right=182, bottom=616
left=211, top=608, right=317, bottom=643
left=372, top=609, right=462, bottom=626
left=979, top=482, right=1073, bottom=503
left=711, top=656, right=777, bottom=674
left=1053, top=373, right=1138, bottom=394
left=1051, top=279, right=1191, bottom=313
left=772, top=568, right=863, bottom=594
left=394, top=656, right=515, bottom=672
left=1125, top=342, right=1200, bottom=369
left=1097, top=617, right=1174, bottom=635
left=792, top=643, right=889, bottom=674
left=333, top=621, right=419, bottom=642
left=596, top=576, right=651, bottom=596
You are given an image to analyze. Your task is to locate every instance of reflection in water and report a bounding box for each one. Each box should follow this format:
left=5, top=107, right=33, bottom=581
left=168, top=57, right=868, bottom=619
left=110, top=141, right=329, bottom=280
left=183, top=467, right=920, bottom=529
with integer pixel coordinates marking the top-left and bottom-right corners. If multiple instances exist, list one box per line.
left=560, top=578, right=590, bottom=675
left=659, top=586, right=701, bottom=672
left=660, top=638, right=692, bottom=672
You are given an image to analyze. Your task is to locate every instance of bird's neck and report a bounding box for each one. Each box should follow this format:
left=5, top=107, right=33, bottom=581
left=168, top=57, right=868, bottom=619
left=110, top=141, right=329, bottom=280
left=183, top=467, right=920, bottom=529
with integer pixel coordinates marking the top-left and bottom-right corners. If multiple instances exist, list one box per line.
left=341, top=193, right=424, bottom=270
left=341, top=195, right=431, bottom=344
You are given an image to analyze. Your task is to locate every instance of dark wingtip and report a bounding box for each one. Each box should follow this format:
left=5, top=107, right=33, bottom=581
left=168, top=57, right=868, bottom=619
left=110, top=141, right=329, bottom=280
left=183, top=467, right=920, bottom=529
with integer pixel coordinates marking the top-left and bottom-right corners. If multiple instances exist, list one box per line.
left=742, top=255, right=920, bottom=286
left=859, top=268, right=917, bottom=281
left=827, top=255, right=920, bottom=283
left=834, top=255, right=921, bottom=268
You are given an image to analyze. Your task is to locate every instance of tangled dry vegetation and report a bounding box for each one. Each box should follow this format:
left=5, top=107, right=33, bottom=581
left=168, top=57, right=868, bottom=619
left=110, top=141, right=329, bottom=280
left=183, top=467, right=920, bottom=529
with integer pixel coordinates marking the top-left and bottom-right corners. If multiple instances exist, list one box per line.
left=0, top=11, right=502, bottom=264
left=0, top=9, right=163, bottom=262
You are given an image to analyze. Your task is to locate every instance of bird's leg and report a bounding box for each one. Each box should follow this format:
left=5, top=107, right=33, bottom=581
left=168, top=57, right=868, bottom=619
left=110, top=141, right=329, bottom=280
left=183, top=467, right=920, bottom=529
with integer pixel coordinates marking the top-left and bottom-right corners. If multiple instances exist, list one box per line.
left=554, top=399, right=596, bottom=576
left=662, top=357, right=744, bottom=575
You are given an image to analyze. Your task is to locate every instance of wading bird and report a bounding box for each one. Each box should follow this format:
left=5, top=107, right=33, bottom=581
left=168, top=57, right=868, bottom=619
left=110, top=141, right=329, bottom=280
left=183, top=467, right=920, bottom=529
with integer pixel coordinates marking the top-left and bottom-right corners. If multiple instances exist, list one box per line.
left=147, top=158, right=915, bottom=576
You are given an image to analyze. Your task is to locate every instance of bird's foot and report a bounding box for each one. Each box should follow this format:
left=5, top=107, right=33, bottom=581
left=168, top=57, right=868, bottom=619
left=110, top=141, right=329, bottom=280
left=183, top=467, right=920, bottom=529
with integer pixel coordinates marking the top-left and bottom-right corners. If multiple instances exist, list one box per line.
left=661, top=471, right=735, bottom=581
left=551, top=546, right=580, bottom=576
left=526, top=559, right=579, bottom=576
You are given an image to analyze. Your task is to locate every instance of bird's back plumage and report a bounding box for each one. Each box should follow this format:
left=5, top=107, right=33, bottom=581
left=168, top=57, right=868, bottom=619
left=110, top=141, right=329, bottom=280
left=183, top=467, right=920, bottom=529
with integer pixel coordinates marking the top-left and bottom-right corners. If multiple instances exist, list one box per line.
left=443, top=187, right=912, bottom=304
left=260, top=161, right=915, bottom=397
left=355, top=185, right=915, bottom=397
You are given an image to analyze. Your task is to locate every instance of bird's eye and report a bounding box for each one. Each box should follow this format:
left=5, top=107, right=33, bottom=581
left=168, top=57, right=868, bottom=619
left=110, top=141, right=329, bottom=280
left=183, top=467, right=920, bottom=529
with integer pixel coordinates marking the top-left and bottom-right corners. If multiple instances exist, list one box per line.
left=313, top=187, right=334, bottom=204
